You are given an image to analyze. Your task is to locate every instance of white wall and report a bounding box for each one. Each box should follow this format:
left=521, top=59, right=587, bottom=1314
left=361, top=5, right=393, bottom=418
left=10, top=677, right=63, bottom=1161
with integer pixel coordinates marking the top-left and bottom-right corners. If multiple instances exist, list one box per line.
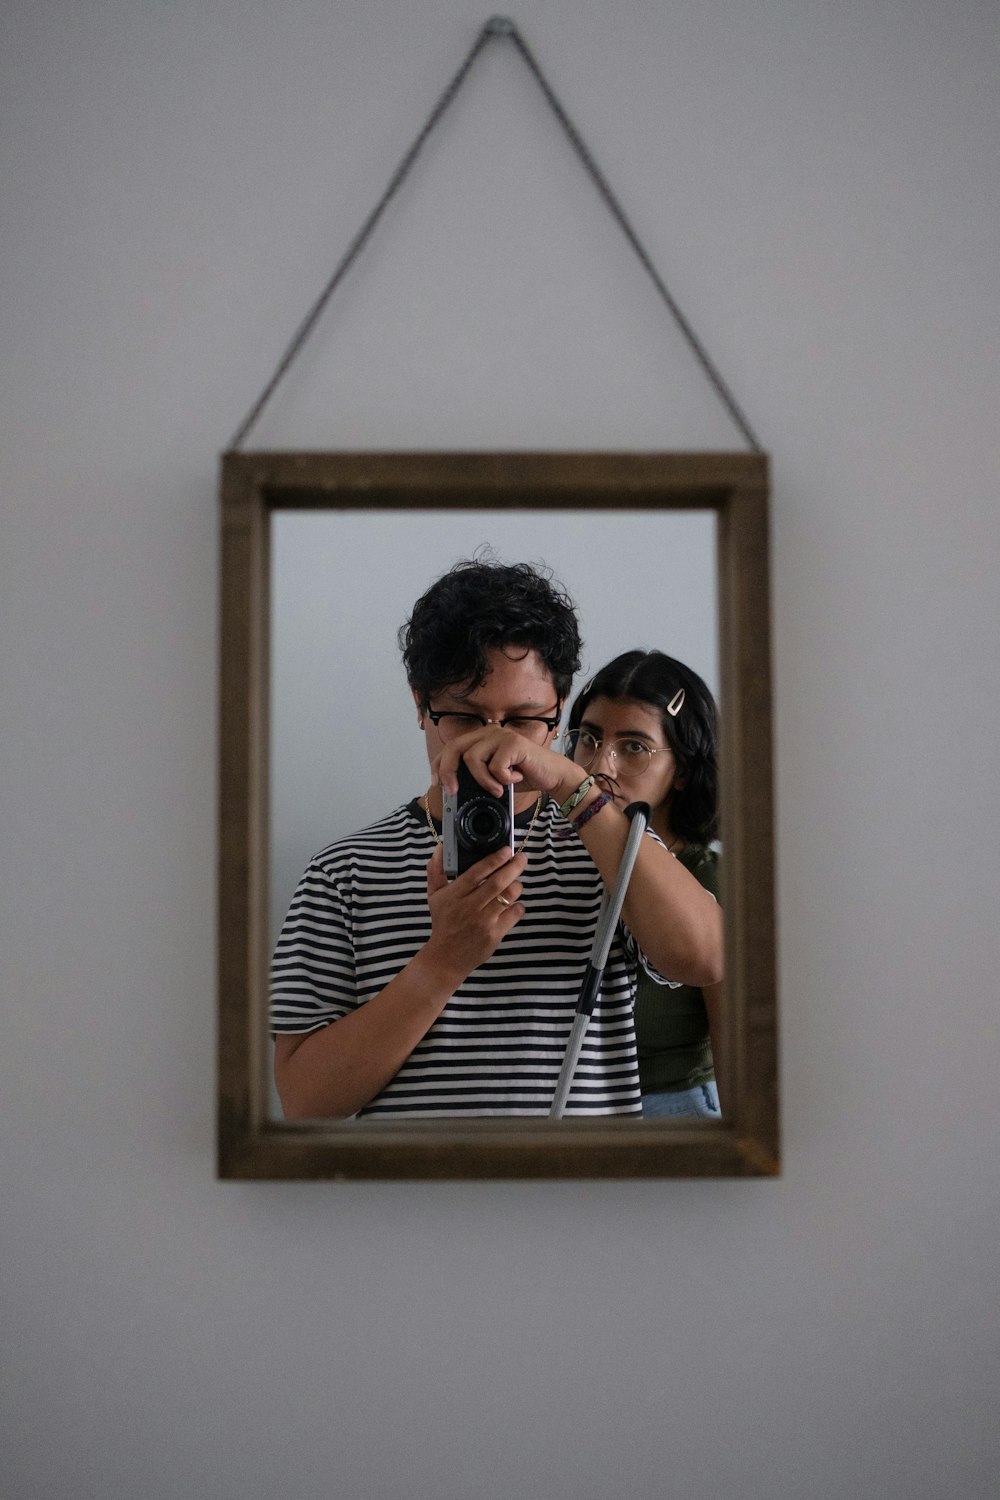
left=3, top=3, right=998, bottom=1497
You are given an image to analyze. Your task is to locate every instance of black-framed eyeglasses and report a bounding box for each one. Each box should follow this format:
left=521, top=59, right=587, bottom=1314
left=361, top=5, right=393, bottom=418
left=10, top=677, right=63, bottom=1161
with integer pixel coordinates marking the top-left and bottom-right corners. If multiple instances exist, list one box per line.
left=425, top=706, right=562, bottom=744
left=563, top=727, right=668, bottom=778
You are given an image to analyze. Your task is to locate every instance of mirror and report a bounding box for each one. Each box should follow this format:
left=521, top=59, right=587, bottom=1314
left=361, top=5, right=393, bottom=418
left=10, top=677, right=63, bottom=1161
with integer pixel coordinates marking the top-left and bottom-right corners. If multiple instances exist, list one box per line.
left=218, top=451, right=778, bottom=1177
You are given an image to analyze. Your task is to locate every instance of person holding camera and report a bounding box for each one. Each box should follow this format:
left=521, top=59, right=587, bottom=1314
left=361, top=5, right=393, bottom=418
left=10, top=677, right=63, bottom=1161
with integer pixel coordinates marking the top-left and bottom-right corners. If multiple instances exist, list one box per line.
left=565, top=650, right=725, bottom=1118
left=270, top=558, right=722, bottom=1119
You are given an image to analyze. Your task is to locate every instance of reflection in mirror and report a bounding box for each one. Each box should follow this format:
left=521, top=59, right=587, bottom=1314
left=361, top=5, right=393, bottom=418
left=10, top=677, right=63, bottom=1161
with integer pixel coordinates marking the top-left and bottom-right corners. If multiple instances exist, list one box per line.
left=217, top=451, right=778, bottom=1177
left=269, top=511, right=719, bottom=1123
left=270, top=512, right=717, bottom=941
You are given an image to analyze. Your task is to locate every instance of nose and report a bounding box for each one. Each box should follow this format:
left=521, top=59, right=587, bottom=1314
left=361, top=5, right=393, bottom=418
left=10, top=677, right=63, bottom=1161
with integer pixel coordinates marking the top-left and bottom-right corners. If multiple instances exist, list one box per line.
left=590, top=742, right=617, bottom=775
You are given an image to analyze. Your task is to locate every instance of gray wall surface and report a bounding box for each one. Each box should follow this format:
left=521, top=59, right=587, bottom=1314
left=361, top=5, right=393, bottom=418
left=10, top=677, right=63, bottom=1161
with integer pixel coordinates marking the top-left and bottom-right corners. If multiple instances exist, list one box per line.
left=3, top=3, right=998, bottom=1497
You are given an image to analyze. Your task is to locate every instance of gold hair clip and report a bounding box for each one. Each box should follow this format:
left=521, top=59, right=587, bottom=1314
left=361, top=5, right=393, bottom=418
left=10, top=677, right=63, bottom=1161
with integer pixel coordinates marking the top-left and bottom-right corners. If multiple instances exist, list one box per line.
left=666, top=688, right=685, bottom=716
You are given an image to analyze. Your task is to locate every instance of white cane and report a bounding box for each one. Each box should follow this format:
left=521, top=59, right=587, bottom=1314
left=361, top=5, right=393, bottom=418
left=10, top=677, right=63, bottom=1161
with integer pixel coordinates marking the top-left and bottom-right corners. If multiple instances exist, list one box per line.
left=549, top=801, right=651, bottom=1118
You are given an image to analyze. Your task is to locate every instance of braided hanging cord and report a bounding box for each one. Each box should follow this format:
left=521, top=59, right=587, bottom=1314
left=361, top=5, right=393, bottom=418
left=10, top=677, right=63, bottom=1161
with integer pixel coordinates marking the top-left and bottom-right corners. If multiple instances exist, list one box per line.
left=227, top=15, right=762, bottom=453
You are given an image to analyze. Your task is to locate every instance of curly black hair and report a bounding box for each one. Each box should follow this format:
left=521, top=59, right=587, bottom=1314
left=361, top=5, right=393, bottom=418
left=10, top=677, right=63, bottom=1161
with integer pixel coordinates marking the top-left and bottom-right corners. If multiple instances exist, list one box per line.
left=567, top=649, right=719, bottom=842
left=398, top=553, right=582, bottom=707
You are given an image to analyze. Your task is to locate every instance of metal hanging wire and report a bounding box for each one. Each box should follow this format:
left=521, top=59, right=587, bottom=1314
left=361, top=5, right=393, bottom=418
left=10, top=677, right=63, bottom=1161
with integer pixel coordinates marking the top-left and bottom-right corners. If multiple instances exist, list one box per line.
left=227, top=15, right=762, bottom=453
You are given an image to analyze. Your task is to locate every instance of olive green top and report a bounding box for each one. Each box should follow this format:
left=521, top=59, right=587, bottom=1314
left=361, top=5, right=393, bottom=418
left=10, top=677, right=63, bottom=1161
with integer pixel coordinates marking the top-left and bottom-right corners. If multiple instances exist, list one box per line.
left=634, top=843, right=719, bottom=1093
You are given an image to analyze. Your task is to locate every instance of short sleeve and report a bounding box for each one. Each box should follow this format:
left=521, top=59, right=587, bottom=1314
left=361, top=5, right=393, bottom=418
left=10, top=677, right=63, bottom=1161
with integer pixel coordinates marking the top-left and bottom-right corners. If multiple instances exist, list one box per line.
left=269, top=860, right=358, bottom=1033
left=622, top=925, right=681, bottom=990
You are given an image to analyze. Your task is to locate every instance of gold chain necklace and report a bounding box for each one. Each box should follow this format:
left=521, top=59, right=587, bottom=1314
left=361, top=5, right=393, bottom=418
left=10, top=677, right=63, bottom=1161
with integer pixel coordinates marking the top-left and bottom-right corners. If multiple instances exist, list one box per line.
left=421, top=791, right=542, bottom=855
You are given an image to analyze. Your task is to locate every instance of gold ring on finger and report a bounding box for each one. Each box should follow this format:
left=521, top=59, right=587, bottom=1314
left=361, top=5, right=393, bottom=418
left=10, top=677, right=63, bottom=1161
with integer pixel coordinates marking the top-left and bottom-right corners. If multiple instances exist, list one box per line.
left=495, top=895, right=512, bottom=908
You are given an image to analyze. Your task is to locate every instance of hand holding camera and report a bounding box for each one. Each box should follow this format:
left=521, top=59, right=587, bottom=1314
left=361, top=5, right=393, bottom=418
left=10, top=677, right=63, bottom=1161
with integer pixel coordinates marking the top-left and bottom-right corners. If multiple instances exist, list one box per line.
left=434, top=722, right=577, bottom=811
left=442, top=759, right=515, bottom=877
left=424, top=843, right=527, bottom=983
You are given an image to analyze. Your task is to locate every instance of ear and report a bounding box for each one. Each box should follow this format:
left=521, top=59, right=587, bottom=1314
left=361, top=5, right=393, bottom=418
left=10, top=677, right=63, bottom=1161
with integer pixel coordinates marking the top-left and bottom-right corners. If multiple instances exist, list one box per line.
left=412, top=689, right=425, bottom=729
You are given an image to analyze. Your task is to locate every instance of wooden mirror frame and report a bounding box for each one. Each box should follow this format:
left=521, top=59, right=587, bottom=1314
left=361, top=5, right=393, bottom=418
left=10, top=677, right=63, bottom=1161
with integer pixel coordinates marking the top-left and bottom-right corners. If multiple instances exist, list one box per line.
left=218, top=451, right=778, bottom=1178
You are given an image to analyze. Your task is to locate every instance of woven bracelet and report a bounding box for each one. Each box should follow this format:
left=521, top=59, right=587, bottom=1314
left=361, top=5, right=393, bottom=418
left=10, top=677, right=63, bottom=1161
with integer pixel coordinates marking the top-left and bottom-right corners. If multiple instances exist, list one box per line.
left=570, top=790, right=612, bottom=832
left=558, top=775, right=595, bottom=818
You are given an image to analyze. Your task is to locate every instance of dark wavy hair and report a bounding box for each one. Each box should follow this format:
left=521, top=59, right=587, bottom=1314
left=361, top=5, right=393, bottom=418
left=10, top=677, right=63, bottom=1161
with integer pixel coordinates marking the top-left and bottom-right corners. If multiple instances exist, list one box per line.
left=399, top=554, right=582, bottom=707
left=567, top=649, right=719, bottom=842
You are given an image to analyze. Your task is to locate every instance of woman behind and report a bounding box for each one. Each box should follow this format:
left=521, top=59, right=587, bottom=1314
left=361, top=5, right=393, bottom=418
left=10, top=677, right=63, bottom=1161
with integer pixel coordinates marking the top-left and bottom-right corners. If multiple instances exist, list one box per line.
left=565, top=650, right=723, bottom=1118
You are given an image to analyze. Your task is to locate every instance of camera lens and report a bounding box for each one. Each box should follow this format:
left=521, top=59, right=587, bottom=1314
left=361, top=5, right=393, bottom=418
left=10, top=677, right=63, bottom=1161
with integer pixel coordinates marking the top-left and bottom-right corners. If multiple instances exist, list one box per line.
left=457, top=798, right=507, bottom=849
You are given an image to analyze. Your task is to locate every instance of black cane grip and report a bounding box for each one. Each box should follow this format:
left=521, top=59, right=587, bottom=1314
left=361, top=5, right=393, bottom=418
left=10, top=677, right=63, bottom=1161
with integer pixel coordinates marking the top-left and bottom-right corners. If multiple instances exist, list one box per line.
left=577, top=965, right=603, bottom=1018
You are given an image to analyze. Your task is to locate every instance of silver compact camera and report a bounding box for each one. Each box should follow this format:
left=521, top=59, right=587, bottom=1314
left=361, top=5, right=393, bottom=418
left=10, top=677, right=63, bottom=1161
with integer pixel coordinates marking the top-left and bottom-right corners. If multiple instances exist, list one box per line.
left=442, top=760, right=515, bottom=879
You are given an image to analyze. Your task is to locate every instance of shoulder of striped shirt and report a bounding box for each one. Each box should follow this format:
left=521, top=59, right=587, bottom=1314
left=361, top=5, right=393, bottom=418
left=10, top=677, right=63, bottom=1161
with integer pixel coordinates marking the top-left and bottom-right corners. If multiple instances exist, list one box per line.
left=309, top=802, right=424, bottom=864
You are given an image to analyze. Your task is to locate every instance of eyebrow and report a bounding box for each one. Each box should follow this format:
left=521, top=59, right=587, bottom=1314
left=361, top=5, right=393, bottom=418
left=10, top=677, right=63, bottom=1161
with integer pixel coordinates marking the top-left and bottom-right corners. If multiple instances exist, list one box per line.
left=441, top=691, right=558, bottom=713
left=579, top=717, right=659, bottom=743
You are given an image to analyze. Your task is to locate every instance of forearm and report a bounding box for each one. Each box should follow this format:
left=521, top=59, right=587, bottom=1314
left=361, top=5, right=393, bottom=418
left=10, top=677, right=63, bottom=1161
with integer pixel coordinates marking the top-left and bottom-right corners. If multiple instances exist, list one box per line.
left=558, top=775, right=723, bottom=987
left=274, top=946, right=466, bottom=1119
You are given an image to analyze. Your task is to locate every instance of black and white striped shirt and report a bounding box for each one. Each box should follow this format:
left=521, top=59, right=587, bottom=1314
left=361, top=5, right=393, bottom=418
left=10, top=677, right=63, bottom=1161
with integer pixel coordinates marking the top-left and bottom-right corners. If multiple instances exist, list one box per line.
left=270, top=798, right=671, bottom=1117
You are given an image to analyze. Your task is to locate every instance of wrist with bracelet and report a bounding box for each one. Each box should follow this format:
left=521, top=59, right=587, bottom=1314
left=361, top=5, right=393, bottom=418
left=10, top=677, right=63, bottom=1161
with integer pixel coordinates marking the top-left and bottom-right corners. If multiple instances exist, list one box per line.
left=556, top=775, right=612, bottom=837
left=569, top=790, right=612, bottom=830
left=557, top=775, right=595, bottom=818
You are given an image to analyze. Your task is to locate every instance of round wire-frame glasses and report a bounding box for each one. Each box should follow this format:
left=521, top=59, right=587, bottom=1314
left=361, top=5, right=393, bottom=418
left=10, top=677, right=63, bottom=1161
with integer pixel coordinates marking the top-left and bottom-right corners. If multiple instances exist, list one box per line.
left=563, top=727, right=668, bottom=778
